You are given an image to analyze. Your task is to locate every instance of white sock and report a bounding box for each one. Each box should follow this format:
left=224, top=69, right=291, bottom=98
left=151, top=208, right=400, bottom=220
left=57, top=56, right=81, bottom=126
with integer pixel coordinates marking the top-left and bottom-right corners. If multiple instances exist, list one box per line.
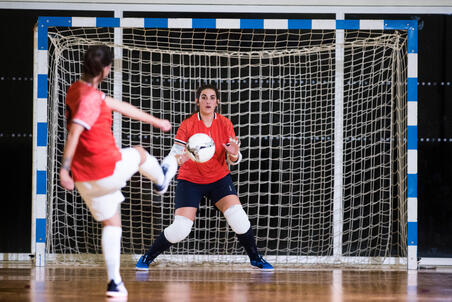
left=102, top=226, right=122, bottom=284
left=139, top=153, right=164, bottom=185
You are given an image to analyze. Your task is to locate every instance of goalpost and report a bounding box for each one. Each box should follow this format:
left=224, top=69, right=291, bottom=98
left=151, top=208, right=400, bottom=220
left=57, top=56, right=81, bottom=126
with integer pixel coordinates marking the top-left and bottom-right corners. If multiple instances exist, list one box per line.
left=33, top=17, right=418, bottom=268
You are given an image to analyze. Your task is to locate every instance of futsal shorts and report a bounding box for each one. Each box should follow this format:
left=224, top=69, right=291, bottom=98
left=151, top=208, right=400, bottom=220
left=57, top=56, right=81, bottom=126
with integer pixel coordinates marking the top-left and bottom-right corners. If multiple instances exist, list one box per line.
left=75, top=148, right=141, bottom=221
left=174, top=174, right=237, bottom=209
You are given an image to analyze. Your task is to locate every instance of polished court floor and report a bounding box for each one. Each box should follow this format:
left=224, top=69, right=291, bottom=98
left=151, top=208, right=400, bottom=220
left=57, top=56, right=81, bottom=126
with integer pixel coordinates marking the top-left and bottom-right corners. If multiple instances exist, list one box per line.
left=1, top=262, right=452, bottom=301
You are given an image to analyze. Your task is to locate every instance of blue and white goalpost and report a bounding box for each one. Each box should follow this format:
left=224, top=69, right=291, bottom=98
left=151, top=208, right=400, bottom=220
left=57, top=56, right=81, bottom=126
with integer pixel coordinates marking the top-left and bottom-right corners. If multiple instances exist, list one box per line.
left=33, top=17, right=417, bottom=269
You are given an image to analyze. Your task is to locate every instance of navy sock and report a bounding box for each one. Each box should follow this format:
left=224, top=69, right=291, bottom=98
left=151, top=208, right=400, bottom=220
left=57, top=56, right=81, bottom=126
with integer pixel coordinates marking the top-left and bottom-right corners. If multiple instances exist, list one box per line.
left=236, top=227, right=260, bottom=261
left=144, top=232, right=172, bottom=263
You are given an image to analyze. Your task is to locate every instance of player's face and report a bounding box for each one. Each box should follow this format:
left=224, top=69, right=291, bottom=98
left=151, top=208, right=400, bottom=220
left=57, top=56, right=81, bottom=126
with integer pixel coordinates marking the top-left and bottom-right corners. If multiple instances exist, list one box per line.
left=197, top=89, right=218, bottom=115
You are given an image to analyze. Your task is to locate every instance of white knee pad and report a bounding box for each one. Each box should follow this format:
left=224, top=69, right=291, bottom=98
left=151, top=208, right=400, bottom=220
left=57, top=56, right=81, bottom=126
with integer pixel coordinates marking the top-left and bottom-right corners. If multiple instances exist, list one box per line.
left=223, top=204, right=250, bottom=235
left=139, top=153, right=164, bottom=185
left=163, top=215, right=193, bottom=244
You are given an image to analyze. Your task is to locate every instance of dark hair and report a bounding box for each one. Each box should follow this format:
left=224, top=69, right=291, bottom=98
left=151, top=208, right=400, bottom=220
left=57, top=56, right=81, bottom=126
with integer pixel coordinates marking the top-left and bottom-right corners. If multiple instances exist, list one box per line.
left=195, top=83, right=219, bottom=100
left=83, top=45, right=113, bottom=78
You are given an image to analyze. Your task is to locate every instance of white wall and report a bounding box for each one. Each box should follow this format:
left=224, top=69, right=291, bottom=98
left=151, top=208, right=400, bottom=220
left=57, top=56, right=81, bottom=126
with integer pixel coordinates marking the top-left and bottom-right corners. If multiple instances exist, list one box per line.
left=1, top=0, right=452, bottom=14
left=8, top=0, right=452, bottom=6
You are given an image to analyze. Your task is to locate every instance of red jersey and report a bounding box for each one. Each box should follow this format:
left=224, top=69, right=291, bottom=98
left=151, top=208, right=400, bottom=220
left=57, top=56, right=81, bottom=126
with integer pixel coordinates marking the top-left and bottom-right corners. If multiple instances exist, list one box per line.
left=65, top=81, right=121, bottom=181
left=176, top=112, right=236, bottom=184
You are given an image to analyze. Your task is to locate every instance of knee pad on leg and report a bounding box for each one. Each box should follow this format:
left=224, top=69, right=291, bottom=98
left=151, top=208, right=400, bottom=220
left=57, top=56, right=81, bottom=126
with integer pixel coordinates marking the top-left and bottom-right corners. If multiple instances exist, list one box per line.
left=139, top=153, right=164, bottom=184
left=223, top=204, right=251, bottom=235
left=163, top=215, right=193, bottom=244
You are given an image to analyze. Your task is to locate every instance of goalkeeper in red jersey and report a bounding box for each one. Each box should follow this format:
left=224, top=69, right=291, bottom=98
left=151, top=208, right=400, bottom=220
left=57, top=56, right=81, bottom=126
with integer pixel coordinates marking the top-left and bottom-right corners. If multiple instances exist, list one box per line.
left=60, top=45, right=178, bottom=298
left=136, top=83, right=273, bottom=271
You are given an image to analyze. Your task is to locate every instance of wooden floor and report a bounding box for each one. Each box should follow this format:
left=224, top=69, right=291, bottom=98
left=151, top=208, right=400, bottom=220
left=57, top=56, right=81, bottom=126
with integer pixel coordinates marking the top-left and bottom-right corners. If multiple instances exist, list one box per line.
left=1, top=262, right=452, bottom=301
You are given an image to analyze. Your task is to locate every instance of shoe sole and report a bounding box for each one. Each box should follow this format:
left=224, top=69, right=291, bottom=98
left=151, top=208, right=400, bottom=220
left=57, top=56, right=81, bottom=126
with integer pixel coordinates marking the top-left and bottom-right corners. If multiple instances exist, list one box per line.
left=251, top=266, right=274, bottom=271
left=106, top=291, right=128, bottom=298
left=153, top=188, right=167, bottom=195
left=135, top=266, right=150, bottom=271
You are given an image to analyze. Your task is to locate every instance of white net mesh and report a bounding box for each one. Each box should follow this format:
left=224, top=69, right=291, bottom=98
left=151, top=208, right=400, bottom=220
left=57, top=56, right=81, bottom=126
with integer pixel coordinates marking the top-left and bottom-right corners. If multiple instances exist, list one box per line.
left=45, top=25, right=407, bottom=266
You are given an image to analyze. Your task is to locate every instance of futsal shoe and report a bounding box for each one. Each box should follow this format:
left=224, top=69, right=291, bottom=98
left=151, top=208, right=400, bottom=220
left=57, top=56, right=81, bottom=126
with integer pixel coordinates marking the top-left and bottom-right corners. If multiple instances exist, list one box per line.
left=250, top=255, right=274, bottom=271
left=106, top=280, right=128, bottom=298
left=135, top=255, right=152, bottom=271
left=153, top=155, right=178, bottom=195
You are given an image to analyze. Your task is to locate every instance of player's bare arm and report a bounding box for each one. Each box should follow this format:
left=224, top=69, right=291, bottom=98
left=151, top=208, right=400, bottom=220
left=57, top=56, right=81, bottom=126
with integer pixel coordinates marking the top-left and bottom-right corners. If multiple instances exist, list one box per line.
left=105, top=96, right=171, bottom=132
left=59, top=122, right=84, bottom=190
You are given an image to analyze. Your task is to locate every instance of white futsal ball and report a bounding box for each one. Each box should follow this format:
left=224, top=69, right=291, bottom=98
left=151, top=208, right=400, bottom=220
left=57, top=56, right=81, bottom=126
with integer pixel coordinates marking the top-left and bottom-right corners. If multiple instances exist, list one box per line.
left=186, top=133, right=215, bottom=163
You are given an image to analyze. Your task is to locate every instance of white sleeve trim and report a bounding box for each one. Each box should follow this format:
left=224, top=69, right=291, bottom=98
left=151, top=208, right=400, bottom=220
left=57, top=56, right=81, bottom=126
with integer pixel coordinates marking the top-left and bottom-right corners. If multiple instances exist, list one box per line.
left=72, top=118, right=91, bottom=130
left=227, top=151, right=242, bottom=165
left=175, top=138, right=187, bottom=146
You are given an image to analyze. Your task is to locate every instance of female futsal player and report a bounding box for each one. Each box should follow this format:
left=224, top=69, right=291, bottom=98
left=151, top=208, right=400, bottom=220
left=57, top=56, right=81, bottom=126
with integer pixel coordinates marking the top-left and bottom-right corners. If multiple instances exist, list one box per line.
left=136, top=83, right=273, bottom=271
left=59, top=45, right=178, bottom=297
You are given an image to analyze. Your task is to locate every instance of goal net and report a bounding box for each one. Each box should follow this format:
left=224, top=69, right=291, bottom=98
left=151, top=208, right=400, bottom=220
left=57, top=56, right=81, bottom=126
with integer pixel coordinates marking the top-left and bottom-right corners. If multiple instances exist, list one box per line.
left=44, top=22, right=407, bottom=266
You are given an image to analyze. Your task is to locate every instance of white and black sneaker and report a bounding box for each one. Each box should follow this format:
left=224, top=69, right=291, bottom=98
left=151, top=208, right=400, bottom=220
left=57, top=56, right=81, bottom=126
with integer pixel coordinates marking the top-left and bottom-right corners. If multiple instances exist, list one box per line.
left=106, top=280, right=128, bottom=298
left=153, top=155, right=178, bottom=195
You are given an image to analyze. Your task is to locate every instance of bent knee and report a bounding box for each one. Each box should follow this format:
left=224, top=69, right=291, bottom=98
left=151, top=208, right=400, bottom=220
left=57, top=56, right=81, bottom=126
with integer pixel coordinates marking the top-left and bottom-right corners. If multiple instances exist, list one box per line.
left=164, top=215, right=193, bottom=243
left=223, top=204, right=250, bottom=234
left=133, top=145, right=147, bottom=165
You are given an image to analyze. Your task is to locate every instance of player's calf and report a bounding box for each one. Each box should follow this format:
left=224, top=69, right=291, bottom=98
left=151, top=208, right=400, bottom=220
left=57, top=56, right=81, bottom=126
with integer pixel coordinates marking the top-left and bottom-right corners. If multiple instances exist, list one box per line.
left=224, top=205, right=274, bottom=270
left=136, top=215, right=193, bottom=270
left=138, top=152, right=164, bottom=184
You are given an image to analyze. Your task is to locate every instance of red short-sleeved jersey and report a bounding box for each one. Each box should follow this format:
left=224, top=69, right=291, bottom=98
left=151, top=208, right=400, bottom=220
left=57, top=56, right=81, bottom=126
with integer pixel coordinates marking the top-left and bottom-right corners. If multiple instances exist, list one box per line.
left=176, top=112, right=236, bottom=184
left=65, top=81, right=121, bottom=181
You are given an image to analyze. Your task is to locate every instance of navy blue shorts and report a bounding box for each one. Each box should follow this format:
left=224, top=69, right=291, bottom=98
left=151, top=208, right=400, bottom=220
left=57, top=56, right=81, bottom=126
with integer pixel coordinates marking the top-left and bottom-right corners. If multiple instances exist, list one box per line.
left=174, top=174, right=237, bottom=209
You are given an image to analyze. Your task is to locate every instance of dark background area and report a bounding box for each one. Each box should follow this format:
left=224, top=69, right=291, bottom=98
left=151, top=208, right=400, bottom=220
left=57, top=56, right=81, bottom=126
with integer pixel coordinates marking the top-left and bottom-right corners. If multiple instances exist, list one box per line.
left=345, top=13, right=452, bottom=257
left=0, top=8, right=450, bottom=259
left=0, top=9, right=113, bottom=253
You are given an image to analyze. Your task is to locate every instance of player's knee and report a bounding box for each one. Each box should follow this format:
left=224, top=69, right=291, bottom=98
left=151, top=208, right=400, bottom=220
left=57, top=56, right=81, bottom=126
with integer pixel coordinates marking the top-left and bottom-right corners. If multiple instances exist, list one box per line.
left=133, top=145, right=147, bottom=165
left=223, top=204, right=250, bottom=235
left=138, top=152, right=163, bottom=184
left=163, top=215, right=193, bottom=243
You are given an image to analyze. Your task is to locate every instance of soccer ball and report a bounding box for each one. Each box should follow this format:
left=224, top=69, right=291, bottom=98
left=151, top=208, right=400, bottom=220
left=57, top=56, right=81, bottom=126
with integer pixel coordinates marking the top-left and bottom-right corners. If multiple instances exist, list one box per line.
left=186, top=133, right=215, bottom=163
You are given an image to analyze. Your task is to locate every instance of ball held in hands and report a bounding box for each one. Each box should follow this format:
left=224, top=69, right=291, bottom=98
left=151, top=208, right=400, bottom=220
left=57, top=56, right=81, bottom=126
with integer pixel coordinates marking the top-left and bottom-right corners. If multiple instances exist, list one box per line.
left=186, top=133, right=215, bottom=163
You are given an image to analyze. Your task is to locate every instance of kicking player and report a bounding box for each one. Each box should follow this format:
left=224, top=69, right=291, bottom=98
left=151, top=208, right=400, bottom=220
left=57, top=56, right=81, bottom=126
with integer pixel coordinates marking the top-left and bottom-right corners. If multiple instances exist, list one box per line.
left=59, top=45, right=178, bottom=298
